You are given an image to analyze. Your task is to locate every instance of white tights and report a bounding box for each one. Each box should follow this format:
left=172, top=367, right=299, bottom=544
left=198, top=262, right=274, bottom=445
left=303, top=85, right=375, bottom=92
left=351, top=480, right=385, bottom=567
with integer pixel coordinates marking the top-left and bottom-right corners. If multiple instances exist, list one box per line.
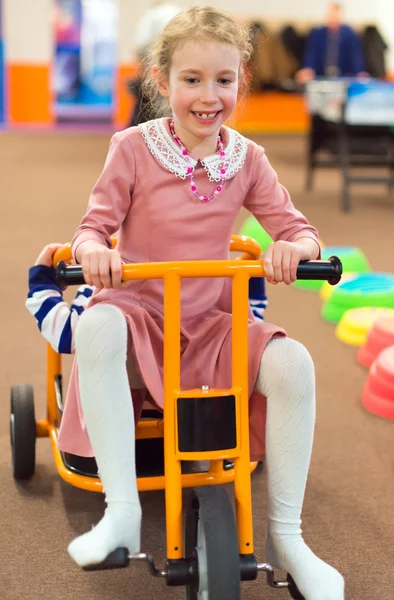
left=68, top=304, right=141, bottom=567
left=68, top=305, right=344, bottom=599
left=255, top=337, right=344, bottom=600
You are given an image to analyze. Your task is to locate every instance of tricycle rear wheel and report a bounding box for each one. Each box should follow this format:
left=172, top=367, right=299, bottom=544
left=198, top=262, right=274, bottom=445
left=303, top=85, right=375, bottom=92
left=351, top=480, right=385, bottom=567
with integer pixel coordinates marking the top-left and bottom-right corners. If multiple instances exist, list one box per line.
left=10, top=384, right=36, bottom=479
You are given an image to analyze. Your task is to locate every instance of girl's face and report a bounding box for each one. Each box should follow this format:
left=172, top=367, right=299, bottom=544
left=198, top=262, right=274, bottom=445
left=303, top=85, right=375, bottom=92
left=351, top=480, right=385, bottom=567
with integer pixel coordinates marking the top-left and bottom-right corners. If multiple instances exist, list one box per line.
left=157, top=39, right=241, bottom=152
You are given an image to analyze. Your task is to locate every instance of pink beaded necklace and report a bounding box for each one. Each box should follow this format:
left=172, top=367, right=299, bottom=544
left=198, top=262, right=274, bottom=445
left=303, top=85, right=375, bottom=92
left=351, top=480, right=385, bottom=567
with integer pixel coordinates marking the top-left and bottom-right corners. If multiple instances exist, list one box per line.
left=169, top=119, right=226, bottom=202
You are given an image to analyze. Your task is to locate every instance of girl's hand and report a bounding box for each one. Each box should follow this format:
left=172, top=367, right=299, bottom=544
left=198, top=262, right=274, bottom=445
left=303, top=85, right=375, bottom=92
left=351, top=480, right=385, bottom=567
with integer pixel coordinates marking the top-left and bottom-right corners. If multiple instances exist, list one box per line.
left=263, top=240, right=315, bottom=285
left=35, top=243, right=64, bottom=267
left=78, top=243, right=123, bottom=289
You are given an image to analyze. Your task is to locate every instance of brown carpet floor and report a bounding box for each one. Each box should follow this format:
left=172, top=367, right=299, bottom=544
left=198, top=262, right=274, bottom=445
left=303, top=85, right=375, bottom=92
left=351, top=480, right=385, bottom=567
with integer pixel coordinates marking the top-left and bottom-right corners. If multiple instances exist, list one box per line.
left=1, top=130, right=393, bottom=600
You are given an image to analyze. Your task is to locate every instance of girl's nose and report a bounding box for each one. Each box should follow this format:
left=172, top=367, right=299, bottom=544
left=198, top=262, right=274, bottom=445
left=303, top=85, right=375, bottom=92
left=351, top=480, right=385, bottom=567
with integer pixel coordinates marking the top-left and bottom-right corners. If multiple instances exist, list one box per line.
left=200, top=84, right=218, bottom=104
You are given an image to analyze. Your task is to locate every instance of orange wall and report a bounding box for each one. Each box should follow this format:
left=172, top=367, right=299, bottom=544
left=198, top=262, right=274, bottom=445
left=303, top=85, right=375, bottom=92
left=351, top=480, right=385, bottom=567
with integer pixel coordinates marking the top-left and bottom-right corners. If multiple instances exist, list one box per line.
left=114, top=64, right=138, bottom=127
left=230, top=92, right=310, bottom=134
left=6, top=59, right=311, bottom=132
left=8, top=63, right=54, bottom=125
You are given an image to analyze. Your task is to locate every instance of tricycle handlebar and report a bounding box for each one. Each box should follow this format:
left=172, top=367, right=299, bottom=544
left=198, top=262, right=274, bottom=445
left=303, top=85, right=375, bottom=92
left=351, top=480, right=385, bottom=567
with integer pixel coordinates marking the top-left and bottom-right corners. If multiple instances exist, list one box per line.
left=55, top=256, right=342, bottom=291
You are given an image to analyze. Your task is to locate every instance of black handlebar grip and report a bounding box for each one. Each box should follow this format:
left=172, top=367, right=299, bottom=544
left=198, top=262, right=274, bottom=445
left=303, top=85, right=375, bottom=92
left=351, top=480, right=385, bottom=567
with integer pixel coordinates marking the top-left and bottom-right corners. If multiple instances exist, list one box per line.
left=55, top=255, right=343, bottom=290
left=295, top=256, right=342, bottom=285
left=56, top=261, right=85, bottom=291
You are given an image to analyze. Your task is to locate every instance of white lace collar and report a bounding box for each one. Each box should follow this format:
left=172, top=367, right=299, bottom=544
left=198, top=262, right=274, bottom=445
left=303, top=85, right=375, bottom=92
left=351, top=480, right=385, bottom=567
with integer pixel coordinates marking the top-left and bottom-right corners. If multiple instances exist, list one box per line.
left=139, top=118, right=248, bottom=182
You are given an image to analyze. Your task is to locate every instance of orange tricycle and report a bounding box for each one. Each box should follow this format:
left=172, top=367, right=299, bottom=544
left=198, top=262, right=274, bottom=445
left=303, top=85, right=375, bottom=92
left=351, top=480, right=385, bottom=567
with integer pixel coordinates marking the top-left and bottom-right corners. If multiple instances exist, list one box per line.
left=10, top=235, right=342, bottom=599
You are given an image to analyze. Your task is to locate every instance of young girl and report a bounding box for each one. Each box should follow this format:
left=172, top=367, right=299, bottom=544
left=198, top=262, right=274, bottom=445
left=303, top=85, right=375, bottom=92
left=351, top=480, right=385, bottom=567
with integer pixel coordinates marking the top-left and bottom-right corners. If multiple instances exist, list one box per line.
left=58, top=7, right=344, bottom=599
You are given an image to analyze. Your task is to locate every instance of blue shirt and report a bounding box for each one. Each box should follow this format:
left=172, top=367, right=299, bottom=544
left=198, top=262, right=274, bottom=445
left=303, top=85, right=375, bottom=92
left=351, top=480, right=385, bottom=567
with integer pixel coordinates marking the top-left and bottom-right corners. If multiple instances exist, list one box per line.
left=303, top=25, right=365, bottom=76
left=26, top=265, right=93, bottom=354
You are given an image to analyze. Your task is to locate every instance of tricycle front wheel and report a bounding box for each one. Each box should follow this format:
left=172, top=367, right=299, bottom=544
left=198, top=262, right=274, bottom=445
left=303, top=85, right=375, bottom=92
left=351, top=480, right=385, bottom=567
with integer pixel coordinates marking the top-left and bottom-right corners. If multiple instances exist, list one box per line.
left=185, top=485, right=240, bottom=600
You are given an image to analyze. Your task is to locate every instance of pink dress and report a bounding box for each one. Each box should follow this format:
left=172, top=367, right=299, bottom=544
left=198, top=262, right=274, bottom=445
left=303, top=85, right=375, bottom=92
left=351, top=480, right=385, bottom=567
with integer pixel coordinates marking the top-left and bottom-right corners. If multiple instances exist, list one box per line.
left=57, top=118, right=319, bottom=460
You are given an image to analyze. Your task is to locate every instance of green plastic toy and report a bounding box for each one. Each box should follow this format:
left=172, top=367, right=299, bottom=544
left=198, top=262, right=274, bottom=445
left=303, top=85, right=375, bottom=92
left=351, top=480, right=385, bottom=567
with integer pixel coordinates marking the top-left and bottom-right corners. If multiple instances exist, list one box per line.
left=322, top=273, right=394, bottom=323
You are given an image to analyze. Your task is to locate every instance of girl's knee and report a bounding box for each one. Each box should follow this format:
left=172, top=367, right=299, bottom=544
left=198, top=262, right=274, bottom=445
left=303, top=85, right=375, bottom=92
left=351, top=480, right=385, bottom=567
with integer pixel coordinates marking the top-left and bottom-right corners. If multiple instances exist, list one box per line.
left=75, top=304, right=127, bottom=362
left=281, top=338, right=314, bottom=375
left=258, top=337, right=315, bottom=396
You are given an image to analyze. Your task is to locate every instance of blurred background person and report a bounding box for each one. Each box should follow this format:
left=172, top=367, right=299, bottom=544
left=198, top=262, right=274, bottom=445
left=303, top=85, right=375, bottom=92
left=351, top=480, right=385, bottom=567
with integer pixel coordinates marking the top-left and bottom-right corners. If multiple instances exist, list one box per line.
left=296, top=3, right=366, bottom=84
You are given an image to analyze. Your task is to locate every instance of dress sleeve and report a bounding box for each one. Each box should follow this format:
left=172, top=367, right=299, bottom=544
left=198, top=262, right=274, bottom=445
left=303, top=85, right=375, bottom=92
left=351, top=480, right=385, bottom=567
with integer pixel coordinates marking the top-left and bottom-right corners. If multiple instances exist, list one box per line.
left=26, top=265, right=93, bottom=354
left=71, top=132, right=136, bottom=261
left=243, top=146, right=320, bottom=253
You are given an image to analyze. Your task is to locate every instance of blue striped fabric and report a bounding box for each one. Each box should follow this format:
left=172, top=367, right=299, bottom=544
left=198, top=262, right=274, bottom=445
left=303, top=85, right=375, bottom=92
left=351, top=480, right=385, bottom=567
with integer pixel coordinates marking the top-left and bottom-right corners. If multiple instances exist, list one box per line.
left=26, top=265, right=93, bottom=354
left=249, top=277, right=268, bottom=321
left=58, top=314, right=73, bottom=354
left=34, top=296, right=65, bottom=331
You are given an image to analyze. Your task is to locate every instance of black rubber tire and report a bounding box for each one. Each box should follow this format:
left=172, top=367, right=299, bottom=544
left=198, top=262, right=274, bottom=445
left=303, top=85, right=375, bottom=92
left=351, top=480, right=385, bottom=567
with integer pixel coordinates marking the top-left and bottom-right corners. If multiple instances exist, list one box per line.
left=287, top=574, right=306, bottom=600
left=10, top=384, right=36, bottom=479
left=185, top=485, right=241, bottom=600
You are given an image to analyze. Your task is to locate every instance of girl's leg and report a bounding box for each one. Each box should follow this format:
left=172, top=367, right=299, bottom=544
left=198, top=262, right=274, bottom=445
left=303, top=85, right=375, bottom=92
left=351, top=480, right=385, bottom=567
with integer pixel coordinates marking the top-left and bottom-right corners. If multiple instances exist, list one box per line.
left=68, top=304, right=142, bottom=567
left=255, top=337, right=344, bottom=600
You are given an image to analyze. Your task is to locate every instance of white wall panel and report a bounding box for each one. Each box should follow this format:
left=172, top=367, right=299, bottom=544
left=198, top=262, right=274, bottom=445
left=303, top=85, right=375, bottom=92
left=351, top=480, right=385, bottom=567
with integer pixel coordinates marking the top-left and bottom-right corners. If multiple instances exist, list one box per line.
left=3, top=0, right=53, bottom=62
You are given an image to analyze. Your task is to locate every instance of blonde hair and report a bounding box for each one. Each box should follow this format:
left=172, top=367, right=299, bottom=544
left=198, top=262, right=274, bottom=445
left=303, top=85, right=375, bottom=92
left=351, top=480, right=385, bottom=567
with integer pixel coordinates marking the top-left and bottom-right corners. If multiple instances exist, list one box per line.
left=142, top=6, right=253, bottom=117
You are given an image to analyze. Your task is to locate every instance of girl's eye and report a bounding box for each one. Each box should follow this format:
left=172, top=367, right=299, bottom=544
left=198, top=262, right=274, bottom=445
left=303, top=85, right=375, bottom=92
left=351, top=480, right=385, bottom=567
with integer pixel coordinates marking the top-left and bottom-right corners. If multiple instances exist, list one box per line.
left=185, top=77, right=199, bottom=84
left=218, top=78, right=232, bottom=85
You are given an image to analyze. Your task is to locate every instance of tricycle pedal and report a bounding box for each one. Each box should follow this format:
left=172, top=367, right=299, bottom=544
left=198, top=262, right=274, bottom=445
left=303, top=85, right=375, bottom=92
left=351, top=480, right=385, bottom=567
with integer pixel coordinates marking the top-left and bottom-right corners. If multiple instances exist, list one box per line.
left=82, top=547, right=129, bottom=571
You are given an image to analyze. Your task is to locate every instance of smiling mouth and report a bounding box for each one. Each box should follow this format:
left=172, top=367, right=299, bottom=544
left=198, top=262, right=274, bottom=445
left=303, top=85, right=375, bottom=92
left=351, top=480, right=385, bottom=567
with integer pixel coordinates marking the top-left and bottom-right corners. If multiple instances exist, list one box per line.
left=192, top=111, right=221, bottom=120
